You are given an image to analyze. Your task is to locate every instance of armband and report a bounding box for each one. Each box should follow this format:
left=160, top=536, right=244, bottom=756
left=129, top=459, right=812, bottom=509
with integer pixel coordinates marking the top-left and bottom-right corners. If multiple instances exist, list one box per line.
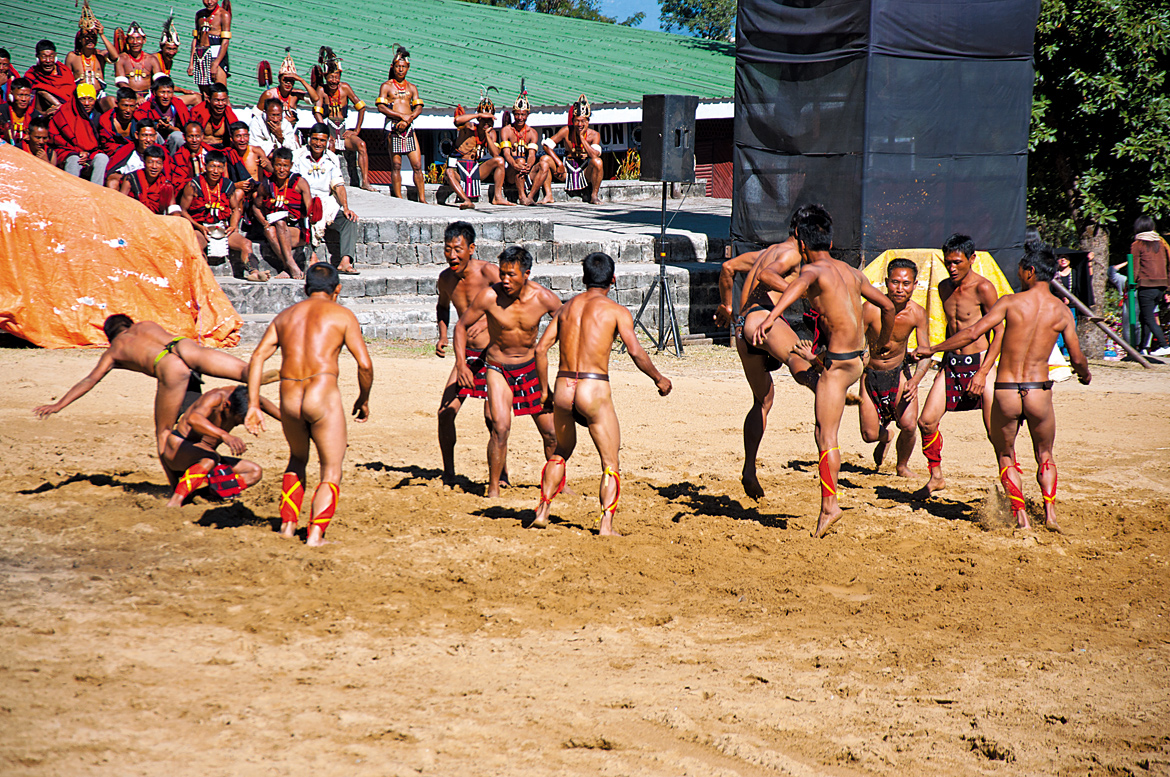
left=526, top=142, right=539, bottom=152
left=541, top=137, right=556, bottom=149
left=220, top=31, right=231, bottom=39
left=152, top=72, right=167, bottom=81
left=498, top=140, right=513, bottom=149
left=410, top=98, right=423, bottom=107
left=590, top=143, right=602, bottom=153
left=167, top=204, right=182, bottom=215
left=193, top=30, right=200, bottom=38
left=353, top=100, right=365, bottom=110
left=115, top=76, right=129, bottom=85
left=375, top=97, right=388, bottom=105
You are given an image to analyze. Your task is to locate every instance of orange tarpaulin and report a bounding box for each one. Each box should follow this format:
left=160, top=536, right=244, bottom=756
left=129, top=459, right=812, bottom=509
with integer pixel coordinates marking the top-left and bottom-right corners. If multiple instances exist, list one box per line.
left=0, top=144, right=240, bottom=348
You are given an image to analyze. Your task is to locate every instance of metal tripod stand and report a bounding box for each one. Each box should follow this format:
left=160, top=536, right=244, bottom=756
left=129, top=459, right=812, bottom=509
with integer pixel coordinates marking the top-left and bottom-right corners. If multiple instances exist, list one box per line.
left=631, top=182, right=684, bottom=356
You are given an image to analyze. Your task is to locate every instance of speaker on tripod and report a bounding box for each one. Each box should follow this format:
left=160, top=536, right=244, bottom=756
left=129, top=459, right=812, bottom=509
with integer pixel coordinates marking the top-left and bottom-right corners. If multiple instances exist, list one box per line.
left=635, top=94, right=699, bottom=356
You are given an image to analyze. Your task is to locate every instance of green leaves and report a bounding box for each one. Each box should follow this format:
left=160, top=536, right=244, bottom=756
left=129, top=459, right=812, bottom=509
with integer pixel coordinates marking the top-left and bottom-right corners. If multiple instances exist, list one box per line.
left=658, top=0, right=736, bottom=41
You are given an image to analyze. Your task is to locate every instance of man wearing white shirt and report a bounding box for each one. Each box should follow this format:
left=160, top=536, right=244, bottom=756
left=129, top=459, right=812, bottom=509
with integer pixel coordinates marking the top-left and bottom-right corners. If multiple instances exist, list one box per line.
left=292, top=122, right=359, bottom=274
left=249, top=97, right=299, bottom=158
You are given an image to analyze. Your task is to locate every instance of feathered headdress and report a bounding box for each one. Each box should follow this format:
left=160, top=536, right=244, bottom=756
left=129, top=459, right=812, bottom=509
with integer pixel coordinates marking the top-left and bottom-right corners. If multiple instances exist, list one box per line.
left=571, top=93, right=591, bottom=120
left=78, top=0, right=99, bottom=32
left=126, top=21, right=146, bottom=39
left=160, top=12, right=181, bottom=46
left=312, top=46, right=340, bottom=89
left=477, top=84, right=497, bottom=116
left=279, top=48, right=297, bottom=77
left=512, top=78, right=529, bottom=112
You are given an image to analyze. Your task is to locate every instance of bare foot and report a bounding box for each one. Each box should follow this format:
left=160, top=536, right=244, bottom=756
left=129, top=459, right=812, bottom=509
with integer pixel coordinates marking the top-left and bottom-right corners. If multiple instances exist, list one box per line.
left=361, top=184, right=375, bottom=192
left=532, top=502, right=550, bottom=529
left=895, top=465, right=917, bottom=479
left=741, top=470, right=765, bottom=500
left=913, top=471, right=946, bottom=499
left=813, top=506, right=843, bottom=538
left=274, top=271, right=291, bottom=280
left=872, top=429, right=890, bottom=469
left=305, top=526, right=331, bottom=547
left=166, top=493, right=185, bottom=508
left=598, top=511, right=621, bottom=537
left=492, top=198, right=514, bottom=206
left=519, top=195, right=534, bottom=206
left=1043, top=508, right=1063, bottom=534
left=539, top=196, right=554, bottom=205
left=279, top=522, right=297, bottom=539
left=487, top=485, right=501, bottom=498
left=588, top=193, right=601, bottom=204
left=459, top=201, right=475, bottom=210
left=243, top=269, right=268, bottom=283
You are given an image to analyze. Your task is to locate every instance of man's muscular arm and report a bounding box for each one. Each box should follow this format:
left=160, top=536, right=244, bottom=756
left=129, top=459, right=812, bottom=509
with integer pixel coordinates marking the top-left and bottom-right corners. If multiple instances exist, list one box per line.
left=534, top=308, right=560, bottom=405
left=453, top=288, right=493, bottom=387
left=716, top=251, right=757, bottom=326
left=34, top=351, right=117, bottom=418
left=752, top=267, right=817, bottom=346
left=435, top=273, right=453, bottom=357
left=917, top=296, right=1012, bottom=360
left=245, top=322, right=280, bottom=434
left=969, top=279, right=1005, bottom=396
left=903, top=304, right=932, bottom=401
left=616, top=307, right=671, bottom=395
left=186, top=403, right=248, bottom=455
left=858, top=272, right=896, bottom=348
left=344, top=310, right=374, bottom=421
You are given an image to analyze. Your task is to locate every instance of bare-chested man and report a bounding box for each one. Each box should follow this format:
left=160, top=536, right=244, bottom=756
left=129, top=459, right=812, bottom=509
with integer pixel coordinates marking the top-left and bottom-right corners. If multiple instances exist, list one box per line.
left=188, top=0, right=232, bottom=97
left=189, top=83, right=238, bottom=149
left=314, top=54, right=373, bottom=191
left=444, top=95, right=510, bottom=209
left=499, top=87, right=540, bottom=205
left=532, top=94, right=604, bottom=204
left=257, top=50, right=316, bottom=124
left=114, top=22, right=159, bottom=103
left=532, top=252, right=672, bottom=535
left=915, top=243, right=1089, bottom=531
left=245, top=263, right=373, bottom=547
left=454, top=246, right=560, bottom=497
left=163, top=385, right=280, bottom=507
left=436, top=222, right=503, bottom=485
left=752, top=205, right=894, bottom=537
left=859, top=259, right=930, bottom=476
left=376, top=47, right=426, bottom=202
left=915, top=234, right=1004, bottom=499
left=66, top=21, right=117, bottom=111
left=34, top=314, right=275, bottom=486
left=722, top=210, right=820, bottom=498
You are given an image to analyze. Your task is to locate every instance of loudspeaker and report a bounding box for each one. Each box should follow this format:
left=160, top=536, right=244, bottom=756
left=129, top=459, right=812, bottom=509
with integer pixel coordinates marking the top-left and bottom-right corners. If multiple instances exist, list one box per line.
left=640, top=94, right=699, bottom=183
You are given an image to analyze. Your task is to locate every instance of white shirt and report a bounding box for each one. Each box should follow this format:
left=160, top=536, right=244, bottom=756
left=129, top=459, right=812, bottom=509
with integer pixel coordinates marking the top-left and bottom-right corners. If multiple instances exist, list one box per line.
left=248, top=113, right=300, bottom=156
left=292, top=147, right=344, bottom=200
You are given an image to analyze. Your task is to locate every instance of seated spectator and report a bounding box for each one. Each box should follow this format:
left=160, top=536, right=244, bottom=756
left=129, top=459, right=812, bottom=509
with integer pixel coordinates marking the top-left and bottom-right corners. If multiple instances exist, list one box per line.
left=224, top=120, right=270, bottom=189
left=25, top=115, right=58, bottom=166
left=49, top=83, right=108, bottom=184
left=248, top=97, right=299, bottom=158
left=532, top=94, right=603, bottom=204
left=120, top=145, right=178, bottom=215
left=0, top=48, right=19, bottom=103
left=134, top=76, right=189, bottom=153
left=97, top=86, right=139, bottom=164
left=107, top=119, right=159, bottom=189
left=169, top=120, right=210, bottom=193
left=292, top=123, right=359, bottom=274
left=179, top=150, right=269, bottom=282
left=257, top=50, right=315, bottom=124
left=155, top=15, right=201, bottom=107
left=252, top=147, right=312, bottom=279
left=499, top=89, right=540, bottom=205
left=189, top=83, right=238, bottom=149
left=444, top=95, right=509, bottom=209
left=25, top=40, right=75, bottom=116
left=1, top=78, right=40, bottom=150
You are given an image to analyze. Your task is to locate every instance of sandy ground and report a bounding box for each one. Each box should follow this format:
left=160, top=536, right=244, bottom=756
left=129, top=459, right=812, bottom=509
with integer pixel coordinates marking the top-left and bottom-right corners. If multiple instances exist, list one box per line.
left=1, top=341, right=1168, bottom=776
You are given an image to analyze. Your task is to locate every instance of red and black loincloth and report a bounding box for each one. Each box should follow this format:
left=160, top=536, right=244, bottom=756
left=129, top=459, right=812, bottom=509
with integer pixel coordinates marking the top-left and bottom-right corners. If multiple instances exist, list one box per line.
left=864, top=358, right=912, bottom=426
left=485, top=357, right=543, bottom=416
left=943, top=351, right=984, bottom=412
left=458, top=347, right=488, bottom=399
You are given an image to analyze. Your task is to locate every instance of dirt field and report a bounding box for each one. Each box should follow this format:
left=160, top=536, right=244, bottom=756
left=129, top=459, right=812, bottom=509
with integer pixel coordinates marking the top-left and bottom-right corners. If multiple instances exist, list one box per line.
left=2, top=342, right=1168, bottom=776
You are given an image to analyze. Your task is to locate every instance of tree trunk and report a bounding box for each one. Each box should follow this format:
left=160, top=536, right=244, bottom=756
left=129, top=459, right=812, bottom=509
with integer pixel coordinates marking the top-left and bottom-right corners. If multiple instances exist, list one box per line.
left=1080, top=224, right=1109, bottom=358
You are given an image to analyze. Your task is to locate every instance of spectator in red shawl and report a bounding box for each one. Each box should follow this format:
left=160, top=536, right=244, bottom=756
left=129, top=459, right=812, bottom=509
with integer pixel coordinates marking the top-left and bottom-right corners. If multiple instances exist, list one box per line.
left=107, top=119, right=159, bottom=189
left=26, top=116, right=58, bottom=166
left=0, top=48, right=21, bottom=103
left=1, top=78, right=40, bottom=149
left=120, top=145, right=179, bottom=215
left=49, top=82, right=108, bottom=183
left=97, top=86, right=138, bottom=159
left=24, top=40, right=75, bottom=116
left=169, top=120, right=210, bottom=193
left=134, top=75, right=189, bottom=153
left=252, top=147, right=312, bottom=279
left=188, top=82, right=237, bottom=149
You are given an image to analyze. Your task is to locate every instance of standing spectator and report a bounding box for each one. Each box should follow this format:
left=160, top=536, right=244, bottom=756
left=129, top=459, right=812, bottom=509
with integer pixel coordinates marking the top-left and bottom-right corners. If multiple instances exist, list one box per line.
left=1130, top=215, right=1170, bottom=356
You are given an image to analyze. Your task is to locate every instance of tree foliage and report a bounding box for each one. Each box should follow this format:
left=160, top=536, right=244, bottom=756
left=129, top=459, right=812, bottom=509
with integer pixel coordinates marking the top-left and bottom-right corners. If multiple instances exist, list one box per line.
left=454, top=0, right=644, bottom=26
left=1029, top=0, right=1170, bottom=248
left=658, top=0, right=736, bottom=40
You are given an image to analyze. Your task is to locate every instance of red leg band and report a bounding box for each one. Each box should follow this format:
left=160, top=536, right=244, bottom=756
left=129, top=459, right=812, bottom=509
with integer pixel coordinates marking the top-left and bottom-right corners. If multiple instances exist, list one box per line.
left=818, top=447, right=838, bottom=498
left=1039, top=459, right=1057, bottom=504
left=539, top=456, right=567, bottom=505
left=310, top=482, right=338, bottom=535
left=601, top=467, right=621, bottom=513
left=280, top=472, right=304, bottom=527
left=922, top=429, right=943, bottom=467
left=173, top=461, right=214, bottom=502
left=999, top=462, right=1026, bottom=512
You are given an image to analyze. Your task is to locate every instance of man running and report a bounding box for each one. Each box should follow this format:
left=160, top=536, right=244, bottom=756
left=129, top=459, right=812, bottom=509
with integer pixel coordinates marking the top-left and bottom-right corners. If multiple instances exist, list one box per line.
left=752, top=205, right=894, bottom=538
left=164, top=385, right=281, bottom=507
left=532, top=252, right=672, bottom=535
left=915, top=234, right=1003, bottom=499
left=33, top=315, right=274, bottom=486
left=435, top=222, right=502, bottom=486
left=915, top=243, right=1090, bottom=531
left=245, top=263, right=373, bottom=547
left=859, top=259, right=930, bottom=476
left=453, top=246, right=560, bottom=497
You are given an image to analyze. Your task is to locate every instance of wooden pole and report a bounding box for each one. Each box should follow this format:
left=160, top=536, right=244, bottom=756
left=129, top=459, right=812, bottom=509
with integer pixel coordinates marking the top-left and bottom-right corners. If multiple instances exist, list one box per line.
left=1050, top=281, right=1152, bottom=369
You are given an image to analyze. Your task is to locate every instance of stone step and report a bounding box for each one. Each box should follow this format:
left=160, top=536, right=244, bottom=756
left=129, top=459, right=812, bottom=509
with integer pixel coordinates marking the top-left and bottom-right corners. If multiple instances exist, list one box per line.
left=400, top=178, right=708, bottom=206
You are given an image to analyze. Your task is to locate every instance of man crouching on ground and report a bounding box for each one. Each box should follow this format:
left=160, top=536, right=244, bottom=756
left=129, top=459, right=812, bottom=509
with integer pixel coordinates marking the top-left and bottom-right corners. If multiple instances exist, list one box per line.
left=245, top=263, right=373, bottom=546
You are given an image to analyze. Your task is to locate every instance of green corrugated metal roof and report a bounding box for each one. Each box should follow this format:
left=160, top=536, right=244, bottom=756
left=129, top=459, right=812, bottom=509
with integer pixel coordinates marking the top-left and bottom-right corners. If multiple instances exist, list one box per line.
left=4, top=0, right=734, bottom=108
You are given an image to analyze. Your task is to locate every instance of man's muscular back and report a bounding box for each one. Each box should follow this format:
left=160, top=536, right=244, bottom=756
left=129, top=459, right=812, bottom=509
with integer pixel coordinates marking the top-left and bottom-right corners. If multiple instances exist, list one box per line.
left=805, top=260, right=867, bottom=353
left=741, top=240, right=801, bottom=312
left=995, top=290, right=1074, bottom=383
left=555, top=293, right=625, bottom=374
left=109, top=321, right=182, bottom=375
left=272, top=297, right=359, bottom=379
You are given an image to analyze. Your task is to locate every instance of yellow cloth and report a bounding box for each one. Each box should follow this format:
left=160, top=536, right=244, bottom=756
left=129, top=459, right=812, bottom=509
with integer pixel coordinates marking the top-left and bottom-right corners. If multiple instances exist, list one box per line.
left=863, top=248, right=1014, bottom=349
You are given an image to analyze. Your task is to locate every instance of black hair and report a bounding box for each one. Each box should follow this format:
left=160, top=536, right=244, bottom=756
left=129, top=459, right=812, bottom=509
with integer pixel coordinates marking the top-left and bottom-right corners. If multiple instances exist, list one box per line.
left=0, top=48, right=10, bottom=60
left=444, top=221, right=476, bottom=246
left=582, top=252, right=615, bottom=288
left=144, top=145, right=167, bottom=160
left=183, top=120, right=203, bottom=133
left=208, top=83, right=229, bottom=96
left=103, top=314, right=133, bottom=342
left=205, top=149, right=227, bottom=166
left=272, top=146, right=294, bottom=162
left=263, top=97, right=283, bottom=112
left=229, top=120, right=249, bottom=136
left=788, top=207, right=803, bottom=237
left=152, top=75, right=175, bottom=91
left=1019, top=242, right=1057, bottom=282
left=498, top=245, right=533, bottom=273
left=35, top=40, right=55, bottom=55
left=115, top=86, right=138, bottom=103
left=228, top=385, right=249, bottom=419
left=135, top=118, right=157, bottom=133
left=28, top=115, right=50, bottom=132
left=793, top=204, right=832, bottom=252
left=305, top=262, right=341, bottom=295
left=942, top=233, right=975, bottom=259
left=1134, top=215, right=1156, bottom=235
left=10, top=77, right=31, bottom=92
left=308, top=122, right=330, bottom=137
left=887, top=257, right=918, bottom=279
